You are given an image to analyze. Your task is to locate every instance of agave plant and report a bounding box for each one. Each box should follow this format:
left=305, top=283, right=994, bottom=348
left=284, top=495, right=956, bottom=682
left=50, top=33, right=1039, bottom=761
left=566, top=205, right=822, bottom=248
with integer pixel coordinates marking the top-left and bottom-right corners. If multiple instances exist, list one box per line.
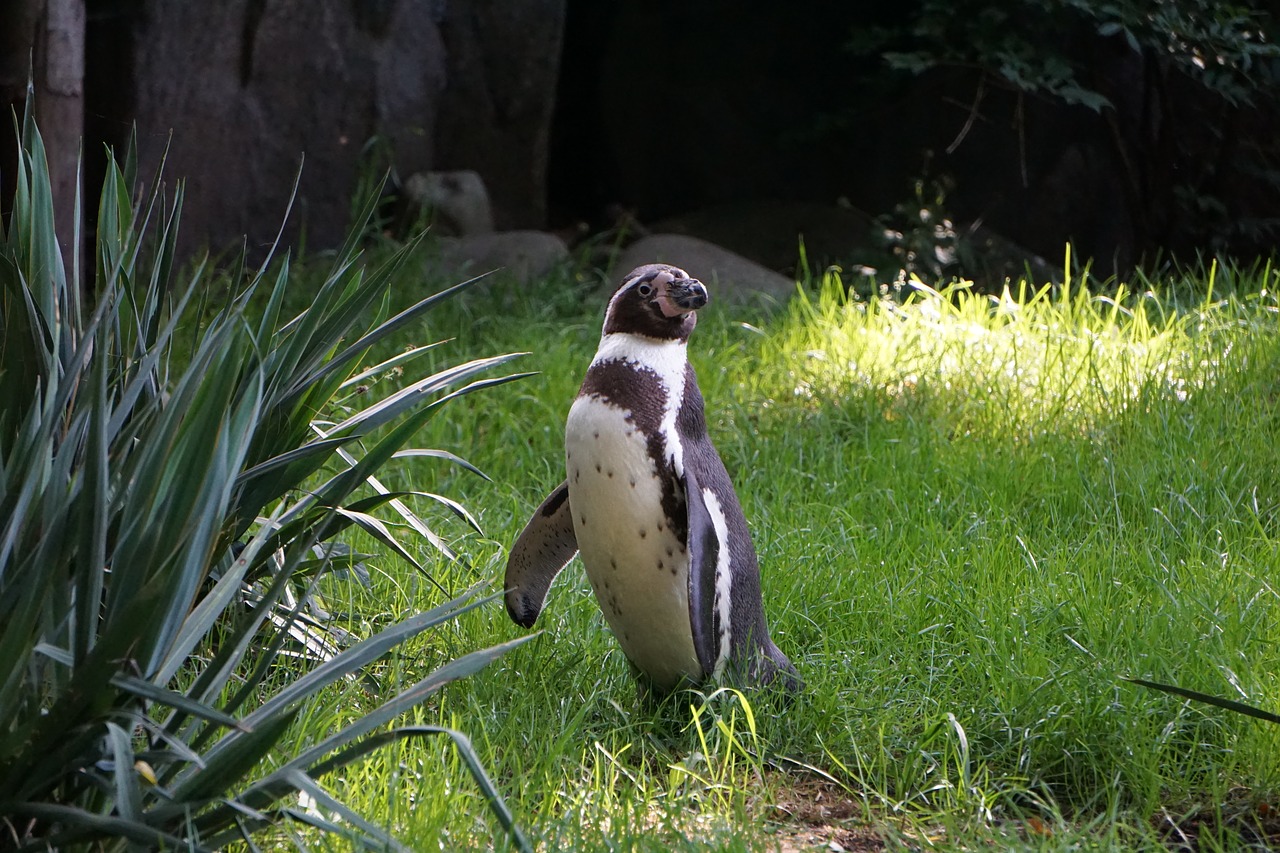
left=0, top=101, right=532, bottom=850
left=1124, top=678, right=1280, bottom=725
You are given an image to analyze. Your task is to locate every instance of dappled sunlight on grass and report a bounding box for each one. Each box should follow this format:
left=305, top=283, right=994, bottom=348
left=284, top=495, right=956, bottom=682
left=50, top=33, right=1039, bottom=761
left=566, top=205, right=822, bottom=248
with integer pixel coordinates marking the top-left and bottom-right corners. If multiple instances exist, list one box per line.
left=763, top=266, right=1278, bottom=441
left=278, top=253, right=1280, bottom=850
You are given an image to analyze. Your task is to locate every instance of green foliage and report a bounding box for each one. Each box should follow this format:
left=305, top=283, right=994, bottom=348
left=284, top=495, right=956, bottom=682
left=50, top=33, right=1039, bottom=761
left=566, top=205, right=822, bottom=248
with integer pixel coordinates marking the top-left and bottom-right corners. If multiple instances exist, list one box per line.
left=0, top=106, right=531, bottom=850
left=317, top=261, right=1280, bottom=848
left=862, top=0, right=1280, bottom=111
left=775, top=258, right=1254, bottom=439
left=668, top=689, right=766, bottom=812
left=851, top=0, right=1280, bottom=261
left=873, top=159, right=960, bottom=283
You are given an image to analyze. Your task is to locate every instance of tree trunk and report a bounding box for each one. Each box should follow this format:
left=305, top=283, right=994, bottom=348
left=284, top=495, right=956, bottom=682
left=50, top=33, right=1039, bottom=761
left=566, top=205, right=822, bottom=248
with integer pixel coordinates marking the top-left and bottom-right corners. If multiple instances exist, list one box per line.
left=0, top=0, right=84, bottom=276
left=35, top=0, right=85, bottom=280
left=0, top=0, right=44, bottom=227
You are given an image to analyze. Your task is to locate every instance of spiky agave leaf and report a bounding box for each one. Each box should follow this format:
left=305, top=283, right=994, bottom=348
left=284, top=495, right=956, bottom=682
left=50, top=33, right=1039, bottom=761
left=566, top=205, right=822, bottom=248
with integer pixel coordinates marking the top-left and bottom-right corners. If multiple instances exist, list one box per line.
left=1124, top=677, right=1280, bottom=725
left=0, top=105, right=527, bottom=849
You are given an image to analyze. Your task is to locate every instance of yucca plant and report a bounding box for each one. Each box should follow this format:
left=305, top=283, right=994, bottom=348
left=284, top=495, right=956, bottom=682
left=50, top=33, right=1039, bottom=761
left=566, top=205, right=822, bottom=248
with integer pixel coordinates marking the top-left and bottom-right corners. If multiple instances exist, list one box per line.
left=0, top=101, right=532, bottom=850
left=1124, top=678, right=1280, bottom=725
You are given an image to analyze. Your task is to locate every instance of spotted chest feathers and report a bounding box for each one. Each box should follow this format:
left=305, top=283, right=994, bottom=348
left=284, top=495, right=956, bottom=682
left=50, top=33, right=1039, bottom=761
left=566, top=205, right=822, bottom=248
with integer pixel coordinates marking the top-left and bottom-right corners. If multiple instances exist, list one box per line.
left=564, top=335, right=702, bottom=690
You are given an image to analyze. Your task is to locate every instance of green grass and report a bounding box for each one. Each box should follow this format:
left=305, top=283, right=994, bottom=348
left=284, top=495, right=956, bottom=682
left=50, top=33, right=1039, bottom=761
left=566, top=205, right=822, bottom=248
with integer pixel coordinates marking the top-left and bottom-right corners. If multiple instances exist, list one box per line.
left=267, top=254, right=1280, bottom=850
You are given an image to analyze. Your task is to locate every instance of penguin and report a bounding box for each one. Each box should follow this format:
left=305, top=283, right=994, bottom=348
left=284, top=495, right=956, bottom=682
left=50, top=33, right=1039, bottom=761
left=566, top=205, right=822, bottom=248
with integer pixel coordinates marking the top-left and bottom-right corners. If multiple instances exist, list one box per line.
left=505, top=263, right=801, bottom=695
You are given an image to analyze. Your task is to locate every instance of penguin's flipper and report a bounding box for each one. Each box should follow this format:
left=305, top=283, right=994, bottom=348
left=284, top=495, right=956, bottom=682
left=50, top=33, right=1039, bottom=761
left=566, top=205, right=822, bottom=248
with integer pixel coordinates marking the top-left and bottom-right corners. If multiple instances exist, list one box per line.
left=684, top=468, right=722, bottom=680
left=505, top=481, right=579, bottom=628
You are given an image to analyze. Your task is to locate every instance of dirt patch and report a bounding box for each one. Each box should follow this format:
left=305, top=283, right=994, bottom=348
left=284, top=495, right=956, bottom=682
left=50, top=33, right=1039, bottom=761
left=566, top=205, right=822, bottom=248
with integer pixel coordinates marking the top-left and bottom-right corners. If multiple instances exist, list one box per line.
left=774, top=826, right=887, bottom=852
left=758, top=775, right=1280, bottom=851
left=1153, top=791, right=1280, bottom=850
left=764, top=775, right=887, bottom=852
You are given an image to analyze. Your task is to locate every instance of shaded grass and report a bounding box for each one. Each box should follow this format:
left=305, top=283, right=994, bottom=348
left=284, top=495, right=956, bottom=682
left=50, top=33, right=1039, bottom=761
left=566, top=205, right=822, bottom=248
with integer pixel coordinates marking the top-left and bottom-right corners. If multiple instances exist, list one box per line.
left=271, top=255, right=1280, bottom=849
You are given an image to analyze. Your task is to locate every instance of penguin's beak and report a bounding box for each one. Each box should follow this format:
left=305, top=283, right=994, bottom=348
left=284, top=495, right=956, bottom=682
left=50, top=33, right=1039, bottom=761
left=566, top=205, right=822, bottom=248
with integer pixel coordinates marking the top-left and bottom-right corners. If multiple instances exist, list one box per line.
left=666, top=277, right=708, bottom=312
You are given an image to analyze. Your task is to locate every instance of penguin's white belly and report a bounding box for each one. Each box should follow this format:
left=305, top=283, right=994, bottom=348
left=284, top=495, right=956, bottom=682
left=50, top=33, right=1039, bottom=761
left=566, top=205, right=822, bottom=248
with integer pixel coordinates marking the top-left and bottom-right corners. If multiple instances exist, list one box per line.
left=565, top=396, right=701, bottom=690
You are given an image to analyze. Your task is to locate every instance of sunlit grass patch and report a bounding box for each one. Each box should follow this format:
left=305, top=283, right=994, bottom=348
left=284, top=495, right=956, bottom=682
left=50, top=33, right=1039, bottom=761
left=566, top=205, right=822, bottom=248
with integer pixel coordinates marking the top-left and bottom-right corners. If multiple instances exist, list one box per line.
left=763, top=264, right=1278, bottom=442
left=263, top=254, right=1280, bottom=850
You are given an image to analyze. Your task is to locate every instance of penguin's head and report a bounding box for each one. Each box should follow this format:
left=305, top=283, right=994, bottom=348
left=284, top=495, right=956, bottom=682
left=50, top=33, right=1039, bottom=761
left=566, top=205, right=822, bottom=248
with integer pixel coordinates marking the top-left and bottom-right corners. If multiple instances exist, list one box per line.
left=603, top=264, right=709, bottom=340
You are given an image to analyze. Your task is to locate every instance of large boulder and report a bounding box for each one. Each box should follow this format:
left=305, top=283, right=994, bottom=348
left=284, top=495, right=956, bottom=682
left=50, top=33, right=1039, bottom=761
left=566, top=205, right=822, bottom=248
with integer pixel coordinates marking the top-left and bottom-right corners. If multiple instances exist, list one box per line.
left=612, top=234, right=797, bottom=306
left=129, top=1, right=447, bottom=256
left=120, top=0, right=563, bottom=257
left=433, top=0, right=566, bottom=230
left=430, top=231, right=570, bottom=285
left=403, top=170, right=495, bottom=236
left=650, top=201, right=879, bottom=273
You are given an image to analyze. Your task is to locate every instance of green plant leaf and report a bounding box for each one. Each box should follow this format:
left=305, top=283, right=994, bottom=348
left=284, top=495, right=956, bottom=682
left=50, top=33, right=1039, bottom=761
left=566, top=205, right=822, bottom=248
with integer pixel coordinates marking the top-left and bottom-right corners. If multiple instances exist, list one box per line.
left=33, top=643, right=246, bottom=731
left=152, top=505, right=288, bottom=685
left=265, top=634, right=535, bottom=782
left=338, top=341, right=444, bottom=390
left=240, top=587, right=495, bottom=729
left=169, top=708, right=299, bottom=804
left=283, top=769, right=411, bottom=853
left=7, top=802, right=199, bottom=852
left=1, top=104, right=522, bottom=850
left=307, top=726, right=533, bottom=853
left=390, top=448, right=491, bottom=480
left=324, top=354, right=528, bottom=438
left=1123, top=677, right=1280, bottom=724
left=105, top=722, right=142, bottom=825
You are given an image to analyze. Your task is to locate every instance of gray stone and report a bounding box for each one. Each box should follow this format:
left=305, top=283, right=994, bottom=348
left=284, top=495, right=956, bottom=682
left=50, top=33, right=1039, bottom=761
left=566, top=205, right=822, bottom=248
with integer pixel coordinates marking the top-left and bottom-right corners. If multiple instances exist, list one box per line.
left=404, top=170, right=494, bottom=236
left=612, top=235, right=797, bottom=306
left=434, top=0, right=566, bottom=230
left=131, top=0, right=448, bottom=257
left=122, top=0, right=565, bottom=259
left=430, top=230, right=570, bottom=284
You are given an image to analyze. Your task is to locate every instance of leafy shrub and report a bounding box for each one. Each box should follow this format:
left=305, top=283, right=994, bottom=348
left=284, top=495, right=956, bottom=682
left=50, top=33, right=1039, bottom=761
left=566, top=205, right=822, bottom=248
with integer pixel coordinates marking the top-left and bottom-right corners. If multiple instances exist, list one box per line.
left=851, top=0, right=1280, bottom=264
left=0, top=105, right=531, bottom=849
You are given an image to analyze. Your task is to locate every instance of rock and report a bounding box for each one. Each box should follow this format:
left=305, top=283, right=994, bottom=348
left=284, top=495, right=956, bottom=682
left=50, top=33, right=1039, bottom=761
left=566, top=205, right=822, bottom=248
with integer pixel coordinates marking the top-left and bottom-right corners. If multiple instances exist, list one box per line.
left=129, top=0, right=449, bottom=257
left=961, top=224, right=1063, bottom=286
left=612, top=235, right=797, bottom=306
left=403, top=170, right=494, bottom=236
left=434, top=0, right=567, bottom=230
left=650, top=201, right=879, bottom=273
left=109, top=0, right=565, bottom=260
left=651, top=200, right=1064, bottom=290
left=430, top=230, right=570, bottom=284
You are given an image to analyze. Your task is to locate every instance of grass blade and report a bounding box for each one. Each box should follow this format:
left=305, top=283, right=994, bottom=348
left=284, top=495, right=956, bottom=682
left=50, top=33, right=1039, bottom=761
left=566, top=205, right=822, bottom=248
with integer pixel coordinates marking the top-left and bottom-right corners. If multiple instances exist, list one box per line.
left=308, top=726, right=534, bottom=853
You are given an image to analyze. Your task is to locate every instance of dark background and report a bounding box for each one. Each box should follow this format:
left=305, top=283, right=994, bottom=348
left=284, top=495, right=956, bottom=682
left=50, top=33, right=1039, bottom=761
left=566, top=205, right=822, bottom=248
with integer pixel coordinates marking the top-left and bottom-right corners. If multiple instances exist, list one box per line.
left=4, top=0, right=1279, bottom=281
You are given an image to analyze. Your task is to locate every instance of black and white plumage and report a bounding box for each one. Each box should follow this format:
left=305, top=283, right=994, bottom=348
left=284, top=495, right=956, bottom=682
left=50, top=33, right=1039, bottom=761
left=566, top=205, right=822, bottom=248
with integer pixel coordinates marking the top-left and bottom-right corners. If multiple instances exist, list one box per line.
left=504, top=263, right=800, bottom=694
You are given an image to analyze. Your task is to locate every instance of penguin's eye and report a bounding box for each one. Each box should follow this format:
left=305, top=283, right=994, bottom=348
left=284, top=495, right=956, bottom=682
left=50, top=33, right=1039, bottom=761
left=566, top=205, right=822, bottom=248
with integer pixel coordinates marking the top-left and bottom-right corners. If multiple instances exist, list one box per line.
left=637, top=283, right=653, bottom=297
